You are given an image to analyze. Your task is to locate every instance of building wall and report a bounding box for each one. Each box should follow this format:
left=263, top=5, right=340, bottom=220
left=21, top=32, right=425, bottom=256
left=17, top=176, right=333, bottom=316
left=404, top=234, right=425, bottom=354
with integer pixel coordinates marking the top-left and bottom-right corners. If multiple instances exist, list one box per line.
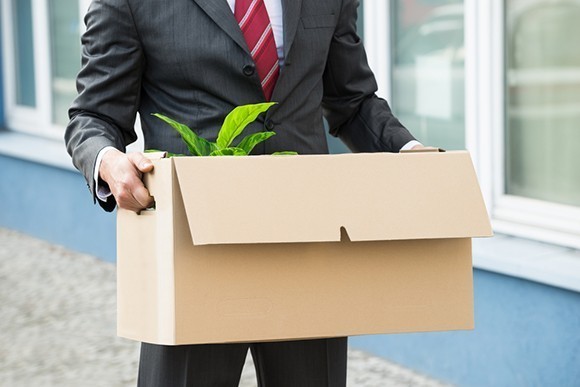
left=0, top=155, right=117, bottom=262
left=351, top=270, right=580, bottom=386
left=1, top=2, right=579, bottom=386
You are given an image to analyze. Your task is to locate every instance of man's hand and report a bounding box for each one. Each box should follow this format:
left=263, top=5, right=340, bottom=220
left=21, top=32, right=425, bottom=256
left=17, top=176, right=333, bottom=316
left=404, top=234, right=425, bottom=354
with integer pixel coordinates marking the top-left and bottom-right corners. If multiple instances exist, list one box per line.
left=99, top=149, right=154, bottom=213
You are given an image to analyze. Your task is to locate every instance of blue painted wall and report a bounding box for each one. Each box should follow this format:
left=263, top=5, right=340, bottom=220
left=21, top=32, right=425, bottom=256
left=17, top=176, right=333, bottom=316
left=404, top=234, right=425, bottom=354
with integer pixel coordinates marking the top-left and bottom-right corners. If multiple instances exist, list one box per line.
left=351, top=269, right=580, bottom=387
left=0, top=155, right=117, bottom=262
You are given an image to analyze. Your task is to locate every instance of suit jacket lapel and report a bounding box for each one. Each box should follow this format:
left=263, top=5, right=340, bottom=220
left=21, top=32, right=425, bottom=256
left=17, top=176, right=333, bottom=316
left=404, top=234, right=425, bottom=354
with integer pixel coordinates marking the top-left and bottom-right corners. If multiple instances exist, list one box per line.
left=193, top=0, right=303, bottom=62
left=193, top=0, right=304, bottom=103
left=281, top=0, right=303, bottom=62
left=192, top=0, right=250, bottom=55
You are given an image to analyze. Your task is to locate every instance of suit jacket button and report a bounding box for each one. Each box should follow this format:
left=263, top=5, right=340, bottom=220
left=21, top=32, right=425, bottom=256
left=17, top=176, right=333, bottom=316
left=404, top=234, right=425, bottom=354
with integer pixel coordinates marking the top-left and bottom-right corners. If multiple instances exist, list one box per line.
left=243, top=64, right=255, bottom=76
left=265, top=119, right=275, bottom=131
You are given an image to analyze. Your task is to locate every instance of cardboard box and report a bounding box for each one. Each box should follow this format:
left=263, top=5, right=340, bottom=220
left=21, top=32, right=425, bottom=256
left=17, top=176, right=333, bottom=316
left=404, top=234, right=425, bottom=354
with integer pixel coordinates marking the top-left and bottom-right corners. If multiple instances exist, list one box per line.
left=117, top=151, right=492, bottom=345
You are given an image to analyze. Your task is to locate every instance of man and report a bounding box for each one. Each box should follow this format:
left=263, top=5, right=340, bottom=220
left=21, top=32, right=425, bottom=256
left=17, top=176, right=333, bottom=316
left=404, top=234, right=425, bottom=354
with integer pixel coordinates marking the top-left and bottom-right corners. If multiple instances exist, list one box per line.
left=66, top=0, right=422, bottom=385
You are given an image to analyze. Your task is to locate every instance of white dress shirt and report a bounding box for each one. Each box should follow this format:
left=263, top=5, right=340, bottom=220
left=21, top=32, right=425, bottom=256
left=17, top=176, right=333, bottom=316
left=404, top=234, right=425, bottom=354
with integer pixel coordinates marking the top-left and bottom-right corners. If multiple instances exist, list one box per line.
left=227, top=0, right=285, bottom=65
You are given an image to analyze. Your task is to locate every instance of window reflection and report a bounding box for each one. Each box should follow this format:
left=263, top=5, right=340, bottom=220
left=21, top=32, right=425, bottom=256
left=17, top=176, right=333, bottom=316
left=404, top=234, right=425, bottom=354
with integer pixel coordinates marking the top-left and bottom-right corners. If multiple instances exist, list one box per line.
left=49, top=0, right=81, bottom=126
left=391, top=0, right=465, bottom=150
left=12, top=0, right=36, bottom=107
left=506, top=0, right=580, bottom=206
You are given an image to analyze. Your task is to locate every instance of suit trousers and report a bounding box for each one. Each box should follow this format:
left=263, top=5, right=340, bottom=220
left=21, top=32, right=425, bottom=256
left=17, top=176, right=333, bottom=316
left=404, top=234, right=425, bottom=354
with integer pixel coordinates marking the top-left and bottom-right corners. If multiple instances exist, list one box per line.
left=137, top=337, right=347, bottom=387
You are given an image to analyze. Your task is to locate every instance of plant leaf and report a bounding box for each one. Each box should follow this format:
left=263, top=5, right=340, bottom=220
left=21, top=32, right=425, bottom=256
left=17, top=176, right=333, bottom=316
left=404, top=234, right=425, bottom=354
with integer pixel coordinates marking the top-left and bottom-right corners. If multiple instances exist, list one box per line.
left=210, top=147, right=248, bottom=156
left=272, top=151, right=299, bottom=155
left=152, top=113, right=217, bottom=156
left=237, top=131, right=277, bottom=154
left=216, top=102, right=277, bottom=149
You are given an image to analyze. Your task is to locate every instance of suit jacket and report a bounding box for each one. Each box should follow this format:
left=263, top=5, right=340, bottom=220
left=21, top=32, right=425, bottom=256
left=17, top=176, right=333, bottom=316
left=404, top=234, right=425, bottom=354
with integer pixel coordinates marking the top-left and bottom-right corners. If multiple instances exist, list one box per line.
left=65, top=0, right=416, bottom=211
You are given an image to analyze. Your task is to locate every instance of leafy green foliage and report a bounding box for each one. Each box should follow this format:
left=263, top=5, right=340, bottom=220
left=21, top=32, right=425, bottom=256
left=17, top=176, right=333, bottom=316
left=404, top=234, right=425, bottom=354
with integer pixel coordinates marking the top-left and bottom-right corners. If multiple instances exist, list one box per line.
left=216, top=102, right=276, bottom=149
left=210, top=147, right=247, bottom=156
left=151, top=102, right=297, bottom=157
left=151, top=113, right=217, bottom=156
left=237, top=132, right=276, bottom=154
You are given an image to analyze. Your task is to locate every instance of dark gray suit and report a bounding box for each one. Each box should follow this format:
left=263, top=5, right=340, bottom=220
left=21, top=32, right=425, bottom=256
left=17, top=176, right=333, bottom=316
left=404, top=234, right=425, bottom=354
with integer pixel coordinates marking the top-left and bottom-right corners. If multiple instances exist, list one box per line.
left=65, top=0, right=416, bottom=385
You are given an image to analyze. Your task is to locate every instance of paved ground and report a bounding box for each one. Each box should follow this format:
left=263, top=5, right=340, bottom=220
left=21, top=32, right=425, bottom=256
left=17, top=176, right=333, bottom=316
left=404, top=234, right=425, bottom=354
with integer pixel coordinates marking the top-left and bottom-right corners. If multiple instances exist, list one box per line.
left=0, top=228, right=452, bottom=387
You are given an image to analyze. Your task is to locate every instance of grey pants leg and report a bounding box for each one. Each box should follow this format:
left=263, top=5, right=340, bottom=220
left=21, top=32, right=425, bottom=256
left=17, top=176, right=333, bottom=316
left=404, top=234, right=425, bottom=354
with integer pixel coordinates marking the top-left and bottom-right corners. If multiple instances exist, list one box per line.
left=137, top=337, right=347, bottom=387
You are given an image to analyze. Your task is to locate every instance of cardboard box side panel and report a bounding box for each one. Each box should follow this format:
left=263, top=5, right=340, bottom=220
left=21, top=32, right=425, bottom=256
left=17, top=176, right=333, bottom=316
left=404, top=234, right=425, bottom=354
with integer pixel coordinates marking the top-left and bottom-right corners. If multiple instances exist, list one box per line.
left=171, top=164, right=208, bottom=342
left=171, top=237, right=473, bottom=345
left=173, top=152, right=492, bottom=246
left=117, top=159, right=177, bottom=344
left=117, top=210, right=160, bottom=340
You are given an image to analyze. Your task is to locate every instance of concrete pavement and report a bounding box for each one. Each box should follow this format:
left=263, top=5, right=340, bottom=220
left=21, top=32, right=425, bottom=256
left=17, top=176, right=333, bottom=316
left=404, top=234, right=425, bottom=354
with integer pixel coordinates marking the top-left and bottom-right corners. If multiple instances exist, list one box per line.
left=0, top=228, right=451, bottom=387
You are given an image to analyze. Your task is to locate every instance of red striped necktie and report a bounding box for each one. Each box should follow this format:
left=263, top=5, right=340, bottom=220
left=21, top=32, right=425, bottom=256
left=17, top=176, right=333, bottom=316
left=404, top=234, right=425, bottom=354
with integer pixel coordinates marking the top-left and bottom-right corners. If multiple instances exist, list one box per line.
left=235, top=0, right=280, bottom=101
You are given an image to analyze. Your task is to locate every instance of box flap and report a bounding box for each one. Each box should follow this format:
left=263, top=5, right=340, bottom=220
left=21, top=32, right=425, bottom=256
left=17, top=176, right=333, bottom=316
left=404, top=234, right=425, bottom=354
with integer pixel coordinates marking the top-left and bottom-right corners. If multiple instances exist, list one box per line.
left=172, top=152, right=492, bottom=245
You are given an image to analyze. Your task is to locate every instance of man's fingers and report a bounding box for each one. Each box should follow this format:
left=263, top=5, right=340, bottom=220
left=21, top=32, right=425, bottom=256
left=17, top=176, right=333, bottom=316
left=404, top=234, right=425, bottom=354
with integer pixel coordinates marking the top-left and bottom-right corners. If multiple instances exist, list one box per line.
left=133, top=184, right=155, bottom=209
left=121, top=191, right=152, bottom=213
left=112, top=173, right=153, bottom=212
left=100, top=151, right=155, bottom=212
left=129, top=153, right=155, bottom=209
left=129, top=152, right=154, bottom=173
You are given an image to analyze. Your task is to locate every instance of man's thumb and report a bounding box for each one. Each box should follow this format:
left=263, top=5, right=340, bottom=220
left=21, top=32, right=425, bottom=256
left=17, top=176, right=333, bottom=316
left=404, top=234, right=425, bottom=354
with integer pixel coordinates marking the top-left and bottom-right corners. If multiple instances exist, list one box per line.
left=131, top=153, right=154, bottom=173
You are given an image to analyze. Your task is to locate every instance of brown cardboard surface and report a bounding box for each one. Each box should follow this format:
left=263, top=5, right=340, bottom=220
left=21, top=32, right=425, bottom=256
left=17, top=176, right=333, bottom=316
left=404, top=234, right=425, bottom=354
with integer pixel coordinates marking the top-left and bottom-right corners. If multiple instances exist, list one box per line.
left=172, top=152, right=491, bottom=245
left=117, top=151, right=491, bottom=345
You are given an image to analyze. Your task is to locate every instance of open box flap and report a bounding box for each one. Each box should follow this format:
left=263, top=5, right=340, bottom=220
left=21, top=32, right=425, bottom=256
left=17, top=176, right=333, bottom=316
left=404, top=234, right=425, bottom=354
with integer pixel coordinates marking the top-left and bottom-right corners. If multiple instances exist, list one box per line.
left=172, top=152, right=492, bottom=245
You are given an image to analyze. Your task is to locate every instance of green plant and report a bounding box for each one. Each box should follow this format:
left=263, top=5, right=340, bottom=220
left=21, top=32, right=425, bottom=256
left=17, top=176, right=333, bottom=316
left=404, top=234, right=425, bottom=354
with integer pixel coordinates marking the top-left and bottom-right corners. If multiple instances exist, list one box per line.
left=149, top=102, right=297, bottom=157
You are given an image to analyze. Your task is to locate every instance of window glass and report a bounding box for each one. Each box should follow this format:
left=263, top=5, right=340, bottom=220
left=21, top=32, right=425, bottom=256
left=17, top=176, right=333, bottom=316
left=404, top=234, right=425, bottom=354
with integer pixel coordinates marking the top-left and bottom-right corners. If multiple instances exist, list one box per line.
left=357, top=0, right=364, bottom=39
left=12, top=0, right=36, bottom=107
left=49, top=0, right=81, bottom=126
left=505, top=0, right=580, bottom=206
left=391, top=0, right=465, bottom=150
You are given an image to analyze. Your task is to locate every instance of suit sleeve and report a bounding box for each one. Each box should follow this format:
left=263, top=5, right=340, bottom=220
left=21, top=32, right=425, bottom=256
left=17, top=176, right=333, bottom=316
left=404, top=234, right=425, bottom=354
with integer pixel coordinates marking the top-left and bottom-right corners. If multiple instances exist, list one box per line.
left=65, top=0, right=144, bottom=211
left=322, top=0, right=416, bottom=153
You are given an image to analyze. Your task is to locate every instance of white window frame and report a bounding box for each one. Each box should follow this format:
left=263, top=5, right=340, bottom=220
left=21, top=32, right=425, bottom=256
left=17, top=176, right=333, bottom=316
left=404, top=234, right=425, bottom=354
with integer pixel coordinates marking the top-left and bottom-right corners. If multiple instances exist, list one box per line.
left=364, top=0, right=580, bottom=250
left=1, top=0, right=91, bottom=140
left=468, top=0, right=580, bottom=250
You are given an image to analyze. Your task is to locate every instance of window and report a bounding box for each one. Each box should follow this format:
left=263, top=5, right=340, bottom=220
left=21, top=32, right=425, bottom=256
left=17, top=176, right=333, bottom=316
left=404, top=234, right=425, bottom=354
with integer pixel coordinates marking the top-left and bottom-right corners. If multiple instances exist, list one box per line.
left=357, top=0, right=365, bottom=39
left=49, top=0, right=81, bottom=127
left=12, top=0, right=36, bottom=108
left=492, top=0, right=580, bottom=248
left=505, top=0, right=580, bottom=207
left=391, top=0, right=465, bottom=150
left=363, top=0, right=579, bottom=248
left=1, top=0, right=88, bottom=137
